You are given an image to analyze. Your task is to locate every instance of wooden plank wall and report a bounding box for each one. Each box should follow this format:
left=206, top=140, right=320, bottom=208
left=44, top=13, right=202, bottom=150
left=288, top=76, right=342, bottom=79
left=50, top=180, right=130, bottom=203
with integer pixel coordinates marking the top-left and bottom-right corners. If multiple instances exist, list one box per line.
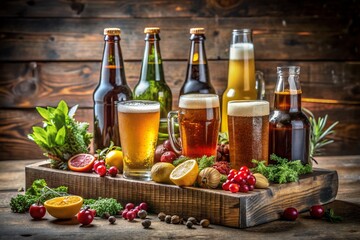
left=0, top=0, right=359, bottom=160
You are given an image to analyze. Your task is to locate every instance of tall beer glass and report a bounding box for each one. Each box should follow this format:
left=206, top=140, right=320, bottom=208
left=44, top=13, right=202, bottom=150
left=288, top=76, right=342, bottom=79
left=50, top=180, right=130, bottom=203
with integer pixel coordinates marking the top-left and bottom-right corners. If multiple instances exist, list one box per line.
left=228, top=100, right=269, bottom=169
left=168, top=94, right=220, bottom=158
left=117, top=100, right=160, bottom=180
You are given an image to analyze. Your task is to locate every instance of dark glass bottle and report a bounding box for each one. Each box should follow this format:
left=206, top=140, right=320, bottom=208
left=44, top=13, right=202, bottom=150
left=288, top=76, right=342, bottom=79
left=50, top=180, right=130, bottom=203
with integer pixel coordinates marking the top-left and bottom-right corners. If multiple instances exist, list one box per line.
left=133, top=27, right=172, bottom=120
left=180, top=28, right=216, bottom=95
left=269, top=66, right=311, bottom=165
left=93, top=28, right=132, bottom=150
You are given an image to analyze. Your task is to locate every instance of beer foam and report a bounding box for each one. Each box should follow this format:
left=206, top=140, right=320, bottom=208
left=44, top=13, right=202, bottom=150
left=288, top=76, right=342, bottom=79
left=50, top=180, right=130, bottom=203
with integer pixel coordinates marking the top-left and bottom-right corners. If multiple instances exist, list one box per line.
left=229, top=43, right=254, bottom=60
left=179, top=94, right=220, bottom=109
left=228, top=100, right=269, bottom=117
left=117, top=100, right=160, bottom=113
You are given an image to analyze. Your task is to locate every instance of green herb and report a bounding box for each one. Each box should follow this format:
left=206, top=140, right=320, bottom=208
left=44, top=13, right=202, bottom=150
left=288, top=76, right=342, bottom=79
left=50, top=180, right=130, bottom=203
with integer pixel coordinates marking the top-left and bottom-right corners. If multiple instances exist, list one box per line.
left=10, top=179, right=68, bottom=213
left=83, top=198, right=122, bottom=217
left=324, top=208, right=343, bottom=223
left=218, top=132, right=229, bottom=144
left=303, top=109, right=338, bottom=162
left=95, top=141, right=121, bottom=160
left=251, top=154, right=312, bottom=184
left=173, top=155, right=215, bottom=172
left=28, top=100, right=92, bottom=169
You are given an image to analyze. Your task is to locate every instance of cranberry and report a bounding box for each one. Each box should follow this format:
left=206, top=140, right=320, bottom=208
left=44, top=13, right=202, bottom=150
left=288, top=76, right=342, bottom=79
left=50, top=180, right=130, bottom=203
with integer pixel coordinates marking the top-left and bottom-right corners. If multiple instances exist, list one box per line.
left=283, top=207, right=299, bottom=221
left=310, top=205, right=325, bottom=219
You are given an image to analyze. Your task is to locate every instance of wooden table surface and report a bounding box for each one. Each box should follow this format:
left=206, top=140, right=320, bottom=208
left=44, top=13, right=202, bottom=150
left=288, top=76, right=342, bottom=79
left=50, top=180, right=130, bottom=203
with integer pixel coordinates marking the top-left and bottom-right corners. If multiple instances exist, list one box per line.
left=0, top=156, right=359, bottom=240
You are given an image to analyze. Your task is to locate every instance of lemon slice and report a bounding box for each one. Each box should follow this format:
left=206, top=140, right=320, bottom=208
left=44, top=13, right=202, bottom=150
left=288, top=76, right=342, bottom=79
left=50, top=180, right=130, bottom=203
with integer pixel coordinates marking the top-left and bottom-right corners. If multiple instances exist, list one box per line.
left=44, top=196, right=83, bottom=219
left=170, top=159, right=199, bottom=187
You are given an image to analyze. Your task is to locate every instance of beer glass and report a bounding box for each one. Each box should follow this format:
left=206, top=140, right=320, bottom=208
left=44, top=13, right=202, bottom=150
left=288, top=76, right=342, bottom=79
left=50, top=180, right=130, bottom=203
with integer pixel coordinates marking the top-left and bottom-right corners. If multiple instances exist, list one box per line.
left=228, top=100, right=269, bottom=169
left=168, top=94, right=220, bottom=158
left=117, top=100, right=160, bottom=180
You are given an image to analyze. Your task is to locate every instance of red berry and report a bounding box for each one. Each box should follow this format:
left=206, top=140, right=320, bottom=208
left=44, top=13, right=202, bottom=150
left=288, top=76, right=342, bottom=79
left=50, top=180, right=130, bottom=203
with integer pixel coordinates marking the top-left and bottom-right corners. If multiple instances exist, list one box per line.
left=93, top=160, right=105, bottom=173
left=283, top=207, right=298, bottom=221
left=229, top=183, right=240, bottom=193
left=239, top=166, right=250, bottom=173
left=108, top=166, right=118, bottom=177
left=239, top=171, right=248, bottom=179
left=77, top=207, right=94, bottom=225
left=163, top=140, right=176, bottom=152
left=229, top=169, right=238, bottom=176
left=222, top=181, right=231, bottom=191
left=310, top=205, right=325, bottom=219
left=247, top=175, right=256, bottom=186
left=29, top=203, right=46, bottom=220
left=240, top=184, right=249, bottom=193
left=132, top=208, right=139, bottom=216
left=139, top=202, right=148, bottom=211
left=125, top=203, right=135, bottom=211
left=234, top=174, right=243, bottom=183
left=127, top=211, right=136, bottom=221
left=122, top=209, right=128, bottom=219
left=160, top=151, right=177, bottom=163
left=96, top=165, right=107, bottom=177
left=238, top=179, right=247, bottom=186
left=248, top=185, right=254, bottom=191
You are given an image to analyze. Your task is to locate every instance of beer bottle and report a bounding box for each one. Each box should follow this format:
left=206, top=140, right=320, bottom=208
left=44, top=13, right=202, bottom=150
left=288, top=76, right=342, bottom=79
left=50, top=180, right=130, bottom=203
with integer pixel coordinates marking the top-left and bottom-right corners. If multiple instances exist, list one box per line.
left=180, top=28, right=216, bottom=95
left=133, top=27, right=172, bottom=120
left=93, top=28, right=132, bottom=150
left=269, top=66, right=311, bottom=165
left=221, top=29, right=257, bottom=134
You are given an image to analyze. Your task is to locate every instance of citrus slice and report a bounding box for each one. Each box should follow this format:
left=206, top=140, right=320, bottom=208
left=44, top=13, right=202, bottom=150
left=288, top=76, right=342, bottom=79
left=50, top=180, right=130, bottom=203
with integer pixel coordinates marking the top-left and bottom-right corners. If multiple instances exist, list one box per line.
left=105, top=150, right=123, bottom=171
left=68, top=153, right=95, bottom=172
left=170, top=159, right=199, bottom=187
left=44, top=196, right=83, bottom=219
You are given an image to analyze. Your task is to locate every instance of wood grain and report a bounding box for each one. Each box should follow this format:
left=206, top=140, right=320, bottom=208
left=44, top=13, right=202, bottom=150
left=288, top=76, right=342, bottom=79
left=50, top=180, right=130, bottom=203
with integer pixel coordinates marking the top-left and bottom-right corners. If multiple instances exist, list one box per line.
left=0, top=17, right=358, bottom=61
left=25, top=161, right=338, bottom=228
left=1, top=61, right=359, bottom=108
left=0, top=0, right=357, bottom=18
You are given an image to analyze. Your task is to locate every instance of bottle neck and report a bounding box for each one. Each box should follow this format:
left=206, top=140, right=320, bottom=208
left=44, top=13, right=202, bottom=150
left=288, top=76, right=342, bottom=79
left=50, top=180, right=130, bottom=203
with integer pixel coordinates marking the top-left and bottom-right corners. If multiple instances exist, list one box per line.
left=139, top=34, right=165, bottom=82
left=100, top=35, right=128, bottom=86
left=274, top=70, right=302, bottom=112
left=186, top=34, right=210, bottom=82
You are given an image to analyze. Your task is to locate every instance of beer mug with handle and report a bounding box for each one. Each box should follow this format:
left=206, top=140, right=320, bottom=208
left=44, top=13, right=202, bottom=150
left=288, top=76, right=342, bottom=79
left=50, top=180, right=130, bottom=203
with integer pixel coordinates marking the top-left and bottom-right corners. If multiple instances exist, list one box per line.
left=167, top=94, right=220, bottom=158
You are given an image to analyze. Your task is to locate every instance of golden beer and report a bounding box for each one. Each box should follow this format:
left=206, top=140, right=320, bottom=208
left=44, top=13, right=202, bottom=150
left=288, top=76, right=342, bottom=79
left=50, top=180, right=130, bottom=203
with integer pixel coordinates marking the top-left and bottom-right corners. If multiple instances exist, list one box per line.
left=221, top=29, right=257, bottom=134
left=117, top=100, right=160, bottom=180
left=168, top=94, right=220, bottom=158
left=228, top=100, right=269, bottom=169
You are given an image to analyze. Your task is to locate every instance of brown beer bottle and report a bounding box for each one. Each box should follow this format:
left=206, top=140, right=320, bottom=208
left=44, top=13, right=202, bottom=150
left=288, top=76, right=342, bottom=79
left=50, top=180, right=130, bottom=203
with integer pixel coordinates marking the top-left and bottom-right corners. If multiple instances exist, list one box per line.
left=269, top=66, right=311, bottom=165
left=93, top=28, right=132, bottom=150
left=180, top=28, right=216, bottom=95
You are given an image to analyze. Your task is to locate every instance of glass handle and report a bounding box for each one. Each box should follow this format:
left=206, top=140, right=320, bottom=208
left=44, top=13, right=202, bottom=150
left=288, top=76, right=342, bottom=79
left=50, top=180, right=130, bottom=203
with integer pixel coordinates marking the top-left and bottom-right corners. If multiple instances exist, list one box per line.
left=167, top=111, right=182, bottom=155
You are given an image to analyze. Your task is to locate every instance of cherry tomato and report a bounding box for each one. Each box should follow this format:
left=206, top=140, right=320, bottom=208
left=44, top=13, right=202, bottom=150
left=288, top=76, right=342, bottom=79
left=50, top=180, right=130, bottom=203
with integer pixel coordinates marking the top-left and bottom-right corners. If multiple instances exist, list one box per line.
left=29, top=203, right=46, bottom=220
left=239, top=166, right=250, bottom=174
left=222, top=181, right=231, bottom=191
left=229, top=183, right=239, bottom=193
left=77, top=207, right=94, bottom=225
left=108, top=166, right=118, bottom=177
left=139, top=202, right=148, bottom=211
left=96, top=165, right=107, bottom=177
left=283, top=207, right=298, bottom=221
left=160, top=151, right=177, bottom=163
left=310, top=205, right=325, bottom=219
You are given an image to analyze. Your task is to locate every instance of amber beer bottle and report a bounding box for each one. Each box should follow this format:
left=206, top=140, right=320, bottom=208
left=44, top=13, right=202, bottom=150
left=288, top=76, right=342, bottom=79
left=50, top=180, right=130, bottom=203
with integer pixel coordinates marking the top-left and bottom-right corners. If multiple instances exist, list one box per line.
left=221, top=29, right=257, bottom=134
left=133, top=27, right=172, bottom=126
left=180, top=28, right=216, bottom=95
left=93, top=28, right=132, bottom=150
left=269, top=66, right=311, bottom=165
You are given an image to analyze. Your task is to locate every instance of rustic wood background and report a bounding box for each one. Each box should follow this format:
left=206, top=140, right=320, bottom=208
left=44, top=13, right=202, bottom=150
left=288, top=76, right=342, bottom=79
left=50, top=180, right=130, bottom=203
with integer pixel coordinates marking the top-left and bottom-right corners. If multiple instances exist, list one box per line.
left=0, top=0, right=359, bottom=160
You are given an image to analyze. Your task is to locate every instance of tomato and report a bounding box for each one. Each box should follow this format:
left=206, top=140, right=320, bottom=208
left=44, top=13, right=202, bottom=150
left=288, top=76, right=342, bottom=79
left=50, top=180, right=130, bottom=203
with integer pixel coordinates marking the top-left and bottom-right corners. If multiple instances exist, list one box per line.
left=29, top=203, right=46, bottom=220
left=283, top=207, right=298, bottom=221
left=68, top=154, right=96, bottom=172
left=310, top=205, right=325, bottom=219
left=77, top=207, right=94, bottom=225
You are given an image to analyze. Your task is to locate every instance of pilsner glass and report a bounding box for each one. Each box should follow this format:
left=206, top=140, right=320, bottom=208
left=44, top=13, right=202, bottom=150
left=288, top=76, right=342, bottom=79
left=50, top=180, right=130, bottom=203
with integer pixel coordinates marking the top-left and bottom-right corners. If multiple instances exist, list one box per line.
left=168, top=94, right=220, bottom=158
left=117, top=100, right=160, bottom=180
left=228, top=100, right=269, bottom=169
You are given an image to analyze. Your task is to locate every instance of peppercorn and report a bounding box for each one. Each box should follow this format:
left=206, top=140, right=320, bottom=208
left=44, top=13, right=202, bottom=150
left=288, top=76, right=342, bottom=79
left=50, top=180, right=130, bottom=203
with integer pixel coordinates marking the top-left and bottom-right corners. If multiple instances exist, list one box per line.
left=138, top=210, right=147, bottom=219
left=158, top=212, right=166, bottom=221
left=108, top=216, right=116, bottom=224
left=187, top=217, right=198, bottom=225
left=165, top=215, right=172, bottom=224
left=171, top=215, right=180, bottom=224
left=200, top=219, right=210, bottom=228
left=142, top=219, right=151, bottom=229
left=186, top=221, right=193, bottom=229
left=102, top=212, right=110, bottom=219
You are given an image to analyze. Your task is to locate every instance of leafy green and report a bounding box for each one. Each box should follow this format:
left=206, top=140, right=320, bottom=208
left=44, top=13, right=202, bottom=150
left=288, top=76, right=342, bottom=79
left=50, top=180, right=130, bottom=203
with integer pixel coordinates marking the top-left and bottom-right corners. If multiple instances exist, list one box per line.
left=95, top=141, right=121, bottom=161
left=324, top=208, right=343, bottom=223
left=251, top=154, right=312, bottom=184
left=10, top=179, right=68, bottom=213
left=83, top=198, right=122, bottom=217
left=173, top=155, right=215, bottom=172
left=28, top=100, right=92, bottom=169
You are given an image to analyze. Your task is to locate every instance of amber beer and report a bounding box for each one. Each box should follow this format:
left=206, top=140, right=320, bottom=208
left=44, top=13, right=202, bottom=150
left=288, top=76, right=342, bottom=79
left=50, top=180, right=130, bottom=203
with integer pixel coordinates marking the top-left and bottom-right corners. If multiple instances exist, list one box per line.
left=117, top=100, right=160, bottom=180
left=228, top=100, right=269, bottom=169
left=168, top=94, right=220, bottom=158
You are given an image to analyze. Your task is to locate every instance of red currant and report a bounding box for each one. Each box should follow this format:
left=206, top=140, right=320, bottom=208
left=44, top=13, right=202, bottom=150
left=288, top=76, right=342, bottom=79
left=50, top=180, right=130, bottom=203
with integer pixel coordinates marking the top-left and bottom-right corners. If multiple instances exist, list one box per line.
left=239, top=171, right=248, bottom=179
left=240, top=184, right=249, bottom=193
left=229, top=183, right=240, bottom=193
left=222, top=181, right=231, bottom=191
left=247, top=175, right=256, bottom=185
left=234, top=174, right=243, bottom=183
left=248, top=185, right=254, bottom=191
left=239, top=166, right=250, bottom=174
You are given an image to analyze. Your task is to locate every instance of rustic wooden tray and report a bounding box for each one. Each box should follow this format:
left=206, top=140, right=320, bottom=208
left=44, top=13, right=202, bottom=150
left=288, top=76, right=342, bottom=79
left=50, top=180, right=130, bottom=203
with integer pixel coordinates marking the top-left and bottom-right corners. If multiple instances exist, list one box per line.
left=25, top=161, right=338, bottom=228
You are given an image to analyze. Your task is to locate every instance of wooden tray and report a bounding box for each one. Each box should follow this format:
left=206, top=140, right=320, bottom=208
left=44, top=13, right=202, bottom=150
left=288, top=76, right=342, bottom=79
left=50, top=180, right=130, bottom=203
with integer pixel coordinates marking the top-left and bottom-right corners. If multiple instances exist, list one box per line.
left=25, top=161, right=338, bottom=228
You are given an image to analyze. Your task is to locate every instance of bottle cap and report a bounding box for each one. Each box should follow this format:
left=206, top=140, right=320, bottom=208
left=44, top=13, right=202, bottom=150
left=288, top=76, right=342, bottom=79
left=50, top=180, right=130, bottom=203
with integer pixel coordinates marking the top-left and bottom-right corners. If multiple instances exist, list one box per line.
left=104, top=28, right=121, bottom=35
left=232, top=29, right=252, bottom=34
left=144, top=27, right=160, bottom=34
left=190, top=28, right=205, bottom=34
